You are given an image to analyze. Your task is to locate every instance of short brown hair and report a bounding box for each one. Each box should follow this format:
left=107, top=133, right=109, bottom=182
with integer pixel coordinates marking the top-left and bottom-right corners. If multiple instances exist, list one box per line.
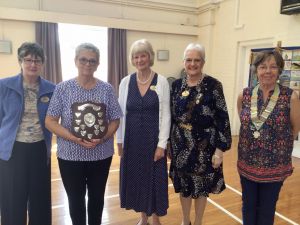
left=252, top=50, right=284, bottom=74
left=18, top=42, right=45, bottom=63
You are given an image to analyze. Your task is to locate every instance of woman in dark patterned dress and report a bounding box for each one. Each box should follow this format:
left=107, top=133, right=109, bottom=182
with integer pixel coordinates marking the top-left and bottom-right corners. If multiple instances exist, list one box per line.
left=169, top=43, right=232, bottom=225
left=117, top=39, right=171, bottom=225
left=237, top=50, right=300, bottom=225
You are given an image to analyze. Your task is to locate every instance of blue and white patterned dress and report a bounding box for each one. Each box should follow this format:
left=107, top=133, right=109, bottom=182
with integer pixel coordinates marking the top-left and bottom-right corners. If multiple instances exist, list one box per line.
left=120, top=74, right=169, bottom=216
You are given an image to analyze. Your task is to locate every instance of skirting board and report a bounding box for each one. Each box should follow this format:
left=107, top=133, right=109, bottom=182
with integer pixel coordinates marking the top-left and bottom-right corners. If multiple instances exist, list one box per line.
left=293, top=141, right=300, bottom=158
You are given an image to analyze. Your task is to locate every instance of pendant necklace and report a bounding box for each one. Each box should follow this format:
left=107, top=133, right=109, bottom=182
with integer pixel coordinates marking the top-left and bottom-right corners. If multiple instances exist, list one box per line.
left=181, top=74, right=205, bottom=104
left=250, top=84, right=280, bottom=139
left=136, top=70, right=153, bottom=85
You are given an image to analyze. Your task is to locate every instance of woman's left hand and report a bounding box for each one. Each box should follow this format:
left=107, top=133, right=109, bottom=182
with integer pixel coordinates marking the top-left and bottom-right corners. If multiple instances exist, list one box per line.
left=154, top=147, right=165, bottom=162
left=89, top=137, right=107, bottom=147
left=212, top=148, right=223, bottom=169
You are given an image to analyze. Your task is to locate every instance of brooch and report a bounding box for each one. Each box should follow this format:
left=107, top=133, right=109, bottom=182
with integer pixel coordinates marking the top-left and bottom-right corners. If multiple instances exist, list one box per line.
left=195, top=93, right=203, bottom=104
left=182, top=90, right=190, bottom=97
left=150, top=85, right=156, bottom=91
left=40, top=96, right=50, bottom=103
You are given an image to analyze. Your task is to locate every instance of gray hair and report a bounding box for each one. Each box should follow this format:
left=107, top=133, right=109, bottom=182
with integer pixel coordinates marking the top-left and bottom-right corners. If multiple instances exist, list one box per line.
left=75, top=43, right=100, bottom=61
left=183, top=43, right=206, bottom=62
left=17, top=42, right=45, bottom=63
left=129, top=39, right=155, bottom=67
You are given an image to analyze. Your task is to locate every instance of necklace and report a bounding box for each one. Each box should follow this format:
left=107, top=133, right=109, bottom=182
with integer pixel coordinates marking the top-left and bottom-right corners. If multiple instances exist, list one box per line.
left=136, top=70, right=153, bottom=85
left=181, top=74, right=205, bottom=103
left=250, top=84, right=280, bottom=139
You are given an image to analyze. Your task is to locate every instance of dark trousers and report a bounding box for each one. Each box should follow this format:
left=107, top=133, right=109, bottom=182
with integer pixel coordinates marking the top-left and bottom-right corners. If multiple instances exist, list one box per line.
left=0, top=141, right=51, bottom=225
left=58, top=156, right=112, bottom=225
left=240, top=176, right=283, bottom=225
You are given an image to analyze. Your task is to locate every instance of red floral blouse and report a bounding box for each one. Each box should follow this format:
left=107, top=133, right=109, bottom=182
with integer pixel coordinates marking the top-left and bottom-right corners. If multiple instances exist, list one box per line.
left=237, top=85, right=294, bottom=182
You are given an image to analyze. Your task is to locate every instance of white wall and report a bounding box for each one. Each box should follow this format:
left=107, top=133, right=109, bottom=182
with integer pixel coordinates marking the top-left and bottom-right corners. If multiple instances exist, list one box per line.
left=0, top=20, right=196, bottom=79
left=0, top=0, right=199, bottom=35
left=127, top=31, right=196, bottom=77
left=0, top=1, right=199, bottom=78
left=198, top=0, right=300, bottom=135
left=0, top=20, right=35, bottom=77
left=0, top=0, right=300, bottom=137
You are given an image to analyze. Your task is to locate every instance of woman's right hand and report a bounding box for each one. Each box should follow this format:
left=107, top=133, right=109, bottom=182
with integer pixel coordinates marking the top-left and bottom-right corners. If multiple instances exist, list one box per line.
left=71, top=135, right=98, bottom=148
left=166, top=142, right=172, bottom=159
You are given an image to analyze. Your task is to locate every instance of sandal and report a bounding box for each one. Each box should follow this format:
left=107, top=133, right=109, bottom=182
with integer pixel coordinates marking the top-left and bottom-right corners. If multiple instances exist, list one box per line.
left=136, top=220, right=150, bottom=225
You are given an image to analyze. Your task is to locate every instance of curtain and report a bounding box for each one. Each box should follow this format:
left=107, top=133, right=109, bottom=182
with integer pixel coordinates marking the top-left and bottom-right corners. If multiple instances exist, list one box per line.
left=107, top=28, right=128, bottom=95
left=35, top=22, right=62, bottom=84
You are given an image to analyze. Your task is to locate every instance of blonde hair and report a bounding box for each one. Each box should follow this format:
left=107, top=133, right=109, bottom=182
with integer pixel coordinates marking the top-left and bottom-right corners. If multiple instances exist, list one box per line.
left=129, top=39, right=155, bottom=67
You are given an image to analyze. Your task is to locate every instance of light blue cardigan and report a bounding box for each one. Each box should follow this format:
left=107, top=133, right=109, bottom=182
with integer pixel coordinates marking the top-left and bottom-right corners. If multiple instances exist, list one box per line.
left=0, top=74, right=55, bottom=161
left=116, top=73, right=171, bottom=149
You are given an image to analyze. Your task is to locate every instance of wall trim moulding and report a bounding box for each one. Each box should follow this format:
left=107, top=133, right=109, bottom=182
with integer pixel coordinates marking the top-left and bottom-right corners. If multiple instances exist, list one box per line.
left=0, top=6, right=199, bottom=36
left=82, top=0, right=199, bottom=14
left=83, top=0, right=224, bottom=14
left=196, top=0, right=223, bottom=13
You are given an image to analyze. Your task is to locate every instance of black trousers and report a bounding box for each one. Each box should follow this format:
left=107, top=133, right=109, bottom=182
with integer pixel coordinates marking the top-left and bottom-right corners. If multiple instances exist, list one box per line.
left=0, top=141, right=51, bottom=225
left=58, top=156, right=112, bottom=225
left=240, top=176, right=283, bottom=225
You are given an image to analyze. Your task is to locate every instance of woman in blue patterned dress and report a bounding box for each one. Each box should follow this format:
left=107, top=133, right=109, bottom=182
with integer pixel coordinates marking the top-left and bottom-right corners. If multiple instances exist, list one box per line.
left=46, top=43, right=123, bottom=225
left=237, top=50, right=300, bottom=225
left=117, top=39, right=171, bottom=225
left=169, top=43, right=232, bottom=225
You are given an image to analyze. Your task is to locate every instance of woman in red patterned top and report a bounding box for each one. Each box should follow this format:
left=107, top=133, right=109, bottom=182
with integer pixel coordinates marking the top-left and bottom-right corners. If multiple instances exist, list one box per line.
left=237, top=50, right=300, bottom=225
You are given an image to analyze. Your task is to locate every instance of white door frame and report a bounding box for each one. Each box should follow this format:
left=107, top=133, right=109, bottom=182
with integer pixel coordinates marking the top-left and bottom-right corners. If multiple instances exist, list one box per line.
left=231, top=37, right=274, bottom=135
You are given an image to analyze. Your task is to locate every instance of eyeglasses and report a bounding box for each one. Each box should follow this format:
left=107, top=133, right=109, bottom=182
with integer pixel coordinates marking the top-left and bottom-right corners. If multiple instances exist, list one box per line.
left=257, top=65, right=279, bottom=72
left=78, top=57, right=98, bottom=66
left=184, top=58, right=202, bottom=64
left=23, top=58, right=43, bottom=66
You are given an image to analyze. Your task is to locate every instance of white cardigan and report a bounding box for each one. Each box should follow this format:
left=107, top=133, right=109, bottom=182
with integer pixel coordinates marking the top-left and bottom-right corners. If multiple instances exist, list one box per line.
left=116, top=73, right=171, bottom=149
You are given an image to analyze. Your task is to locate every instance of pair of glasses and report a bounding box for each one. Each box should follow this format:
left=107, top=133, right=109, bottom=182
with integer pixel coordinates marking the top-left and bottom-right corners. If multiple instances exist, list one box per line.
left=184, top=58, right=202, bottom=64
left=257, top=65, right=279, bottom=72
left=78, top=57, right=98, bottom=66
left=23, top=58, right=43, bottom=65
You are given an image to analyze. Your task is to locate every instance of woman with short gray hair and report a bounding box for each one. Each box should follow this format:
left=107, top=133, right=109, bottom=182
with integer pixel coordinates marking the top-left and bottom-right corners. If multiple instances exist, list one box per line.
left=169, top=43, right=232, bottom=225
left=46, top=42, right=122, bottom=225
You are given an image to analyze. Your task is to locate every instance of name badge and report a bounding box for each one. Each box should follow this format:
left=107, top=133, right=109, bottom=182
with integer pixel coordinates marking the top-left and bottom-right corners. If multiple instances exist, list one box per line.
left=150, top=85, right=156, bottom=91
left=40, top=96, right=50, bottom=103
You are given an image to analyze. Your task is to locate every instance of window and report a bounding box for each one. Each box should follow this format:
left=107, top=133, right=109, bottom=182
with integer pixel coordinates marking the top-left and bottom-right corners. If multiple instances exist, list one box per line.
left=58, top=23, right=108, bottom=81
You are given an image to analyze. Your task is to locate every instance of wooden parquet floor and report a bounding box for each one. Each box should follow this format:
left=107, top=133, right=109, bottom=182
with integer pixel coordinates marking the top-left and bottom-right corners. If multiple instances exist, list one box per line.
left=50, top=136, right=300, bottom=225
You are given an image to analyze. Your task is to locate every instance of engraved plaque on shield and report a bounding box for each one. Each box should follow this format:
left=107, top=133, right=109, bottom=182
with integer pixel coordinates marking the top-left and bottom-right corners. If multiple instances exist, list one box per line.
left=71, top=101, right=108, bottom=140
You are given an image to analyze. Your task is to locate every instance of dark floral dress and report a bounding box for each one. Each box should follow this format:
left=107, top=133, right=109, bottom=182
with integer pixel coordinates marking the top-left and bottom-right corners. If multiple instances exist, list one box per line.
left=169, top=75, right=232, bottom=198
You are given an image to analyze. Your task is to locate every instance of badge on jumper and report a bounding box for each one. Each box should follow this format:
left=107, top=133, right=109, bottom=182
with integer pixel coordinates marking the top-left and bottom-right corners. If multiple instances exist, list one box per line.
left=40, top=96, right=50, bottom=103
left=150, top=85, right=156, bottom=91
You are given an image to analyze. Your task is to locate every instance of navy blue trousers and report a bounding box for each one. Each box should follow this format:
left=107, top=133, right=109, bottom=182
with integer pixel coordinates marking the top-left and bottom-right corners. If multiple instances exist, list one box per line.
left=0, top=141, right=51, bottom=225
left=58, top=157, right=112, bottom=225
left=240, top=176, right=283, bottom=225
